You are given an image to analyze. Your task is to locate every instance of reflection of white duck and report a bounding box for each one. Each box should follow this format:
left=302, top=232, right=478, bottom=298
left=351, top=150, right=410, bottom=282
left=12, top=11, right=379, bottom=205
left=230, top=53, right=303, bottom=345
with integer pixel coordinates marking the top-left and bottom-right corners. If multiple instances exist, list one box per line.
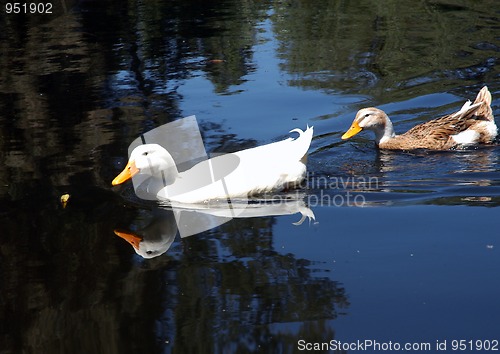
left=115, top=210, right=178, bottom=259
left=112, top=126, right=313, bottom=203
left=116, top=198, right=315, bottom=258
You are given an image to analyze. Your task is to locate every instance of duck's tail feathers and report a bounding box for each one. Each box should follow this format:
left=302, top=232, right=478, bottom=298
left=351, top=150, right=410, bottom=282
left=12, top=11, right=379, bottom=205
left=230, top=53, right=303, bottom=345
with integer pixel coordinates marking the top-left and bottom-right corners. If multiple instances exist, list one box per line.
left=453, top=86, right=494, bottom=122
left=289, top=125, right=313, bottom=137
left=474, top=86, right=492, bottom=106
left=289, top=126, right=314, bottom=163
left=453, top=100, right=481, bottom=119
left=473, top=86, right=494, bottom=122
left=292, top=206, right=316, bottom=225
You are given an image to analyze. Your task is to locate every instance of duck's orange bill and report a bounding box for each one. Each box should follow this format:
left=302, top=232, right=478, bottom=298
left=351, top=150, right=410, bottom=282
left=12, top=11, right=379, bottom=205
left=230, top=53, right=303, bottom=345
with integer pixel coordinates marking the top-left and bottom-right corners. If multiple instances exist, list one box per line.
left=341, top=121, right=362, bottom=140
left=114, top=229, right=142, bottom=250
left=112, top=160, right=139, bottom=186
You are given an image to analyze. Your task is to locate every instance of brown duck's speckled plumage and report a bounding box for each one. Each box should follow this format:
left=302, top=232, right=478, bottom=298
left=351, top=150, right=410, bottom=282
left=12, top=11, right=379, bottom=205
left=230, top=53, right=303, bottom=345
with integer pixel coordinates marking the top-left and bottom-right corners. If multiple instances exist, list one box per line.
left=343, top=86, right=498, bottom=151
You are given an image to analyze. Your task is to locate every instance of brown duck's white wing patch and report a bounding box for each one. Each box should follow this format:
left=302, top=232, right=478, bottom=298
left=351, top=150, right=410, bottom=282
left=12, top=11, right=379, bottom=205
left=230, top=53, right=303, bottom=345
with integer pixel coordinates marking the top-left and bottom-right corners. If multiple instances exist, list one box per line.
left=451, top=129, right=480, bottom=145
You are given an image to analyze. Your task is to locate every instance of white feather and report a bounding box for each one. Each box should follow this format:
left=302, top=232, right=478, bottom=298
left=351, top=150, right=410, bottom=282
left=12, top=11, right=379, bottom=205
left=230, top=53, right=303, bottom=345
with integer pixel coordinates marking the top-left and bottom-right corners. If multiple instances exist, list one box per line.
left=451, top=129, right=480, bottom=145
left=453, top=100, right=472, bottom=117
left=483, top=121, right=498, bottom=140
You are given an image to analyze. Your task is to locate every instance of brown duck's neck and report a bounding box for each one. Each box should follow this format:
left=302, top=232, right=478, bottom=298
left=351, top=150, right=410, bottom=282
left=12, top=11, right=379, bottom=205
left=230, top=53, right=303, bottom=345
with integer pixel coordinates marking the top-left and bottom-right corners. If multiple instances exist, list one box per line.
left=374, top=117, right=396, bottom=146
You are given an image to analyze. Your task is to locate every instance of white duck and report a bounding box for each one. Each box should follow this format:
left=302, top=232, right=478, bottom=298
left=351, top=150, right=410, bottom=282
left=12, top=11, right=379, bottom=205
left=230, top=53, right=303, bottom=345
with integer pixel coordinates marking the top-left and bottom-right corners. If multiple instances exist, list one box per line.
left=112, top=126, right=313, bottom=204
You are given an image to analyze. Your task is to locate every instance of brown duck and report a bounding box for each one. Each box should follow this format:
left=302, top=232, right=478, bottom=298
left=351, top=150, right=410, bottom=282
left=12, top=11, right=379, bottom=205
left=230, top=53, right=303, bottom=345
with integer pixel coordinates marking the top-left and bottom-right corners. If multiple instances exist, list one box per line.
left=342, top=86, right=498, bottom=150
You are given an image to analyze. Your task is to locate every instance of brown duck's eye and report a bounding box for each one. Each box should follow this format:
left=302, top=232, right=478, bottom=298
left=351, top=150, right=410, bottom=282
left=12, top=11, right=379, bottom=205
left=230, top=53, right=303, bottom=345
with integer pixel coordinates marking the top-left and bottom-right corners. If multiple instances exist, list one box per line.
left=364, top=113, right=371, bottom=118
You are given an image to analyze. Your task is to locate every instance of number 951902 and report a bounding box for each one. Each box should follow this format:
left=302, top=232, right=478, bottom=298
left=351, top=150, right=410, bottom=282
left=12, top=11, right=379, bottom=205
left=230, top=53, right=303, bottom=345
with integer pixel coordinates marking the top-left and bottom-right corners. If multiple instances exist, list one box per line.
left=5, top=3, right=53, bottom=14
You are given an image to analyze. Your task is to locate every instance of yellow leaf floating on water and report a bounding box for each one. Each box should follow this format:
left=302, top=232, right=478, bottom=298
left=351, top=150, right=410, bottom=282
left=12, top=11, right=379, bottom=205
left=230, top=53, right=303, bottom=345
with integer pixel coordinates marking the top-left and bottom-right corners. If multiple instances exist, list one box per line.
left=60, top=194, right=70, bottom=208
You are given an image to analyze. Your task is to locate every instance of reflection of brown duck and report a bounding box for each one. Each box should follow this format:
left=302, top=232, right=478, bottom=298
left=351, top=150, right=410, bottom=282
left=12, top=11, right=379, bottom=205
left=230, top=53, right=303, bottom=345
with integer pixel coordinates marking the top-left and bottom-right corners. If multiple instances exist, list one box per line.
left=342, top=86, right=497, bottom=150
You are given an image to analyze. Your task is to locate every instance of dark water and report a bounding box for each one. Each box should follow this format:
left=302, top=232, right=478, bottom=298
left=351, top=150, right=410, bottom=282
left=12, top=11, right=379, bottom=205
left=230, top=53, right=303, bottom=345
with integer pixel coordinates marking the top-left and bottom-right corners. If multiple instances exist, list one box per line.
left=1, top=1, right=499, bottom=353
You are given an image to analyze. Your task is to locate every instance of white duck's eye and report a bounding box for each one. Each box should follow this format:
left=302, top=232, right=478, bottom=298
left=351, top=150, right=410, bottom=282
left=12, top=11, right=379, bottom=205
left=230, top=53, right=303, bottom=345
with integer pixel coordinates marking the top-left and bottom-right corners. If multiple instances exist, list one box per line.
left=142, top=151, right=149, bottom=156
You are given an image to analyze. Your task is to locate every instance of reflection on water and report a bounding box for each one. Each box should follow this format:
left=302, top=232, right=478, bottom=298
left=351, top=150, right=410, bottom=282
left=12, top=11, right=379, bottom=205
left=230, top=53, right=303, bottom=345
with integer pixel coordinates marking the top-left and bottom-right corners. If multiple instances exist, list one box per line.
left=274, top=1, right=500, bottom=98
left=1, top=0, right=500, bottom=353
left=337, top=146, right=500, bottom=207
left=115, top=208, right=178, bottom=259
left=309, top=142, right=500, bottom=208
left=115, top=198, right=315, bottom=259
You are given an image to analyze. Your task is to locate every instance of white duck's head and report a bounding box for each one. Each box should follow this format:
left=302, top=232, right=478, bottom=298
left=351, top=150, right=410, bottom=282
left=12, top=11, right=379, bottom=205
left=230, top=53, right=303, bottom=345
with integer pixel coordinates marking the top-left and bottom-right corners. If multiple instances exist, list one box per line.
left=342, top=107, right=396, bottom=145
left=112, top=144, right=179, bottom=186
